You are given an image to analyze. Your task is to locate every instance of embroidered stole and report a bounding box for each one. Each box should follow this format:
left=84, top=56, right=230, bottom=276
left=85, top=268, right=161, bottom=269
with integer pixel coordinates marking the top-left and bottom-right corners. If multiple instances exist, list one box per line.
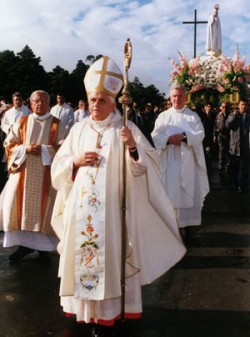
left=74, top=125, right=112, bottom=300
left=15, top=115, right=59, bottom=229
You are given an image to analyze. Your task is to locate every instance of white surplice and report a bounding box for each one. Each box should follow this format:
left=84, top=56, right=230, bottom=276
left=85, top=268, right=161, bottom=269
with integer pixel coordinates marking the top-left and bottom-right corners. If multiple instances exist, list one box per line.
left=1, top=105, right=31, bottom=135
left=50, top=103, right=74, bottom=130
left=51, top=110, right=186, bottom=323
left=152, top=106, right=210, bottom=228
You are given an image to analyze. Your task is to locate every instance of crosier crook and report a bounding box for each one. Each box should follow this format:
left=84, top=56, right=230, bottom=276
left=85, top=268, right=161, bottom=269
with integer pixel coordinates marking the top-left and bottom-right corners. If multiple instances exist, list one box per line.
left=118, top=38, right=132, bottom=321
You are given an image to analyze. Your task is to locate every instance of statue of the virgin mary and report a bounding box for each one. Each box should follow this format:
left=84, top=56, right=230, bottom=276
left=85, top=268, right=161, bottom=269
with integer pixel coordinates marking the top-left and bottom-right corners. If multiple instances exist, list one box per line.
left=206, top=4, right=222, bottom=57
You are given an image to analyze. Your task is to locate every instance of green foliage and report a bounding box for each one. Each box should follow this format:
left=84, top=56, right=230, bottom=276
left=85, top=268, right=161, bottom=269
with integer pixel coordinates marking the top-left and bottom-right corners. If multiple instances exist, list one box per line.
left=85, top=54, right=103, bottom=64
left=189, top=89, right=220, bottom=107
left=128, top=77, right=165, bottom=109
left=16, top=45, right=49, bottom=98
left=48, top=66, right=70, bottom=105
left=0, top=46, right=165, bottom=107
left=68, top=60, right=89, bottom=104
left=0, top=50, right=19, bottom=99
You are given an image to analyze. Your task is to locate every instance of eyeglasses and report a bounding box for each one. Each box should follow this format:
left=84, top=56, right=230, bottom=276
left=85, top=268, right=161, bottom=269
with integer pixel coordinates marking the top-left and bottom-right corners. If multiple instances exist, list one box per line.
left=31, top=99, right=47, bottom=104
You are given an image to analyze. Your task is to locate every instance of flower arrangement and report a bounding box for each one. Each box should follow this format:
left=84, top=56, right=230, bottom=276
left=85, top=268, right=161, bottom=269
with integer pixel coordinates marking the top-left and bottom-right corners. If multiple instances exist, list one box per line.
left=170, top=49, right=250, bottom=105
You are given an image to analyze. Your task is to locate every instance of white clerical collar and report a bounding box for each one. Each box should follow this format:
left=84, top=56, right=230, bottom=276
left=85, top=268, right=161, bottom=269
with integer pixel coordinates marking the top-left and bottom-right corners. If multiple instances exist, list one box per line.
left=33, top=112, right=51, bottom=120
left=172, top=106, right=187, bottom=113
left=90, top=112, right=115, bottom=129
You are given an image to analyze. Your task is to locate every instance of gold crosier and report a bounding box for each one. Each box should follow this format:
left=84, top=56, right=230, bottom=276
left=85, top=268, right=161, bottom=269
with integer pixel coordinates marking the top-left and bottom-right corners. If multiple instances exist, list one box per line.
left=118, top=38, right=133, bottom=321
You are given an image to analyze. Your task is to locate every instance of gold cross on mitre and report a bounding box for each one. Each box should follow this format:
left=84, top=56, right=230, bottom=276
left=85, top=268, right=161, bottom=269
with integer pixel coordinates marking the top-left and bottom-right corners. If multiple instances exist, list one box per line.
left=84, top=56, right=123, bottom=99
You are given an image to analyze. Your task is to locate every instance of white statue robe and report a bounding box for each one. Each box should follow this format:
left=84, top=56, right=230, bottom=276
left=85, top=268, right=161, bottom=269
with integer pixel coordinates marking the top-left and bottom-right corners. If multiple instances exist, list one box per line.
left=51, top=111, right=186, bottom=324
left=151, top=106, right=210, bottom=228
left=206, top=13, right=222, bottom=56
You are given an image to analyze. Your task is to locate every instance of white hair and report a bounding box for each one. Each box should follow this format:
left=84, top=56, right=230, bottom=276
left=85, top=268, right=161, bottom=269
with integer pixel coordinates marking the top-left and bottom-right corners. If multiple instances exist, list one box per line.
left=170, top=82, right=187, bottom=94
left=30, top=90, right=50, bottom=105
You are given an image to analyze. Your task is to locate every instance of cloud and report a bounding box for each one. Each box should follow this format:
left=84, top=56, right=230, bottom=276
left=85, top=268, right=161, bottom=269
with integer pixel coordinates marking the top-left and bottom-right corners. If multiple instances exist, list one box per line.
left=1, top=0, right=250, bottom=95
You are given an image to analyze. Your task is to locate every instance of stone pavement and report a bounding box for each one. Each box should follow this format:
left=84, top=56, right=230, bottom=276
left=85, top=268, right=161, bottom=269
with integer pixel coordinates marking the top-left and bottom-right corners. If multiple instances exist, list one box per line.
left=1, top=163, right=250, bottom=337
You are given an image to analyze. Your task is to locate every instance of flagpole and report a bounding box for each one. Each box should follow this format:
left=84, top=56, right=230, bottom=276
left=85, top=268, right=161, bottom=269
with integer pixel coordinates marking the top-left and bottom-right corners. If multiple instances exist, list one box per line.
left=118, top=38, right=132, bottom=321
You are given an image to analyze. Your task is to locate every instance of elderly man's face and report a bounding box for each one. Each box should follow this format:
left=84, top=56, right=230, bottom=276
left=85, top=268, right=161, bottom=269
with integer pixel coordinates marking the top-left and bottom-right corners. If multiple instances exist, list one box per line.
left=170, top=89, right=187, bottom=109
left=88, top=92, right=116, bottom=121
left=30, top=93, right=49, bottom=115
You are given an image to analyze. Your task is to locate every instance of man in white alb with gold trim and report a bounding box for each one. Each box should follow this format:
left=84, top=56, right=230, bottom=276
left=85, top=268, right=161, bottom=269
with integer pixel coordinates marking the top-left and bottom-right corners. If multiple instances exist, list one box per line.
left=51, top=56, right=186, bottom=336
left=2, top=90, right=68, bottom=262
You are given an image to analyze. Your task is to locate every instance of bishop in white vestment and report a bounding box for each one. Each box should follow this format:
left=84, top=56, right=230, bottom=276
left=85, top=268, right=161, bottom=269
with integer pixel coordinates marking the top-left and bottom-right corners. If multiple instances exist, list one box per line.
left=51, top=57, right=186, bottom=332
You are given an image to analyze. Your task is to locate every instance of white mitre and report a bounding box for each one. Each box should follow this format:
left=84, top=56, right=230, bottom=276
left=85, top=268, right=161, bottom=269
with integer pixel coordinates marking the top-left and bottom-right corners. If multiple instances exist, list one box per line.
left=84, top=56, right=124, bottom=98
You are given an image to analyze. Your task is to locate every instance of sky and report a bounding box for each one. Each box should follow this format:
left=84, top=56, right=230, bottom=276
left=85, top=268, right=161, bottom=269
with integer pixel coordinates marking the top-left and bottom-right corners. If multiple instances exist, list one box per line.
left=1, top=0, right=250, bottom=97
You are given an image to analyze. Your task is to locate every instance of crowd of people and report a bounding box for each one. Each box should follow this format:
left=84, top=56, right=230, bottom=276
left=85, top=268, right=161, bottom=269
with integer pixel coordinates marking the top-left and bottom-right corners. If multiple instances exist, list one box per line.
left=126, top=95, right=250, bottom=195
left=196, top=100, right=250, bottom=193
left=0, top=55, right=248, bottom=337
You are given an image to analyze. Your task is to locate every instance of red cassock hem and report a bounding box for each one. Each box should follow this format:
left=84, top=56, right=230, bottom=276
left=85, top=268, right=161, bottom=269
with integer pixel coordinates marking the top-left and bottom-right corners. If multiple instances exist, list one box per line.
left=65, top=312, right=142, bottom=326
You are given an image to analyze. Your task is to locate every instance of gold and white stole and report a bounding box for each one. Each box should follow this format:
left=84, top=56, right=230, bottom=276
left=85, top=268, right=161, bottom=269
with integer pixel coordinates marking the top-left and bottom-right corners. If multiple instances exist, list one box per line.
left=73, top=116, right=114, bottom=300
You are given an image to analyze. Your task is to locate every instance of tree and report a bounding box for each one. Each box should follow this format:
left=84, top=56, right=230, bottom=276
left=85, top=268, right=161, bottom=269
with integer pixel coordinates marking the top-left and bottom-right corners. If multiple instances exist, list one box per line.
left=144, top=84, right=165, bottom=107
left=16, top=45, right=48, bottom=98
left=128, top=77, right=165, bottom=109
left=128, top=77, right=144, bottom=108
left=0, top=47, right=165, bottom=107
left=68, top=60, right=89, bottom=103
left=85, top=54, right=103, bottom=64
left=0, top=50, right=20, bottom=101
left=48, top=66, right=71, bottom=105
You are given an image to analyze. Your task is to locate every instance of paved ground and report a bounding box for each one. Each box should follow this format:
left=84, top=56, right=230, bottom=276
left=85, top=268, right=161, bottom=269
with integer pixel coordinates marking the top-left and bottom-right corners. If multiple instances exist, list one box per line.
left=1, top=162, right=250, bottom=337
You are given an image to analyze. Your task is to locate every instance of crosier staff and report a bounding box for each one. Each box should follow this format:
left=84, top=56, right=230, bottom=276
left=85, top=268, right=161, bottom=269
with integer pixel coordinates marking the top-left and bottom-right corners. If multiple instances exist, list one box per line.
left=118, top=38, right=132, bottom=321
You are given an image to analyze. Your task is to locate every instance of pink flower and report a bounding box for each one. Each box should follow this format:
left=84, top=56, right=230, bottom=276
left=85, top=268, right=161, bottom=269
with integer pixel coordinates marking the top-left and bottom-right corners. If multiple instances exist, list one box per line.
left=190, top=84, right=205, bottom=93
left=178, top=51, right=188, bottom=65
left=233, top=65, right=241, bottom=73
left=215, top=84, right=225, bottom=93
left=233, top=48, right=240, bottom=63
left=170, top=59, right=177, bottom=68
left=237, top=76, right=244, bottom=84
left=244, top=64, right=250, bottom=72
left=171, top=71, right=179, bottom=77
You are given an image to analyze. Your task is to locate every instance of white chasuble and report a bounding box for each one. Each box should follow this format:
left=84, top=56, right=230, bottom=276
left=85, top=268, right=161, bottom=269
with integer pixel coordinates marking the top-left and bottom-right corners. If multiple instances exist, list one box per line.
left=51, top=111, right=187, bottom=322
left=74, top=122, right=112, bottom=300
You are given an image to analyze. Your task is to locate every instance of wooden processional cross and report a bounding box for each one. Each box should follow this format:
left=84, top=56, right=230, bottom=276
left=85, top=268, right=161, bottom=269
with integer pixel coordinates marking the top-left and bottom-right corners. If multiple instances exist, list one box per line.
left=182, top=9, right=208, bottom=58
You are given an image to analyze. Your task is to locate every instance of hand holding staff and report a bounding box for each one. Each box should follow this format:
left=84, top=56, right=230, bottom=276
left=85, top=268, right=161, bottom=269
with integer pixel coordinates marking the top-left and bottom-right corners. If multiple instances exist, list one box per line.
left=119, top=38, right=133, bottom=321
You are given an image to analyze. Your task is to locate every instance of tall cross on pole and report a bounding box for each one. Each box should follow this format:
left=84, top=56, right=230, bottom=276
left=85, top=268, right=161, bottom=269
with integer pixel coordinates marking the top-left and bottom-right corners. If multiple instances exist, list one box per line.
left=182, top=9, right=208, bottom=58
